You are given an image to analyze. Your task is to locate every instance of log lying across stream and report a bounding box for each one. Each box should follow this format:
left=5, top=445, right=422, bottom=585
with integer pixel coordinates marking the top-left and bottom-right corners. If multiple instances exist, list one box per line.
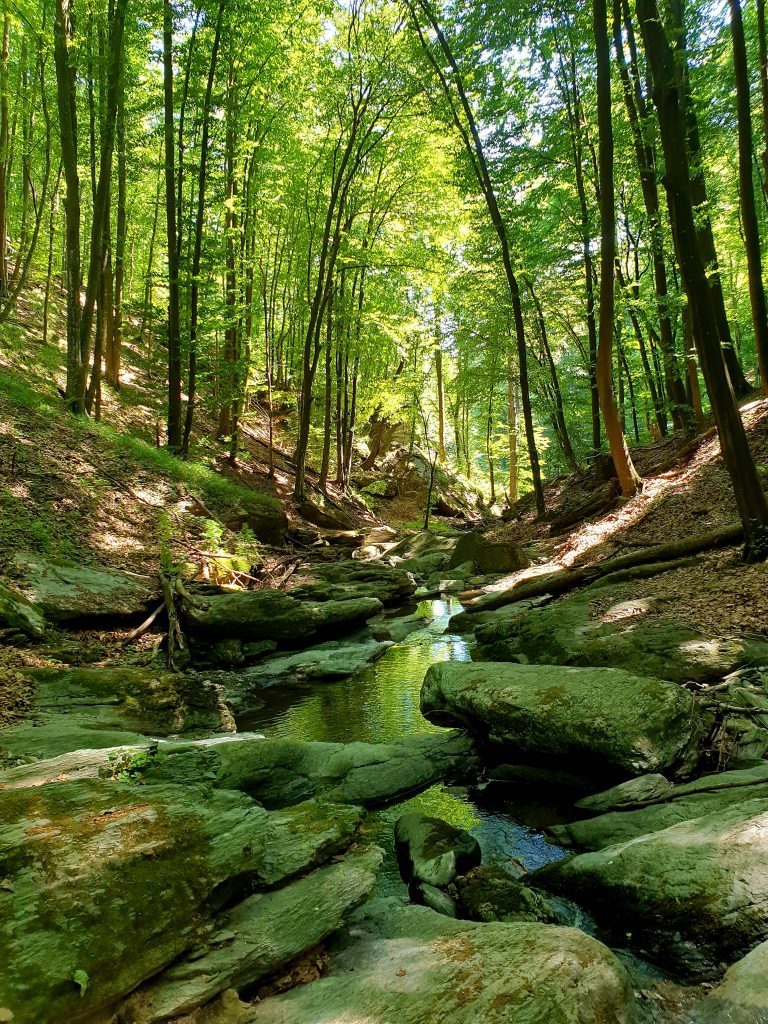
left=464, top=522, right=745, bottom=614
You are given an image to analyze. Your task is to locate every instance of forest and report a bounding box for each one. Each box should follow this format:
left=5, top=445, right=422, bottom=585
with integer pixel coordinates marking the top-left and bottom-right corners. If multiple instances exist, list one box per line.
left=2, top=0, right=768, bottom=1021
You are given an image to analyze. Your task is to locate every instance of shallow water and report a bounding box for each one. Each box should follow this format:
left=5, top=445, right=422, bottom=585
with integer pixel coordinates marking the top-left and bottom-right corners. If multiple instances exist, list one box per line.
left=238, top=598, right=568, bottom=891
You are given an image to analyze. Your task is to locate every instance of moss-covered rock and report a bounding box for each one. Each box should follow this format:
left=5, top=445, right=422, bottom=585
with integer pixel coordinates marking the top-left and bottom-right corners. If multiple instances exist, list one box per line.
left=289, top=560, right=416, bottom=606
left=0, top=668, right=233, bottom=762
left=243, top=897, right=639, bottom=1024
left=10, top=551, right=159, bottom=624
left=448, top=530, right=529, bottom=574
left=531, top=795, right=768, bottom=976
left=456, top=865, right=559, bottom=924
left=421, top=662, right=705, bottom=779
left=394, top=812, right=480, bottom=888
left=693, top=940, right=768, bottom=1023
left=0, top=779, right=363, bottom=1024
left=0, top=580, right=45, bottom=638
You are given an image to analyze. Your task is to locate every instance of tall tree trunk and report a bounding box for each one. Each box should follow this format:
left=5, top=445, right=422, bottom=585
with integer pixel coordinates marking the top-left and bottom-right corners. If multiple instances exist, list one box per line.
left=435, top=317, right=446, bottom=462
left=108, top=64, right=127, bottom=390
left=53, top=0, right=84, bottom=412
left=163, top=0, right=182, bottom=450
left=595, top=0, right=641, bottom=496
left=730, top=0, right=768, bottom=392
left=615, top=0, right=692, bottom=432
left=507, top=359, right=518, bottom=503
left=668, top=0, right=752, bottom=397
left=638, top=0, right=768, bottom=559
left=0, top=16, right=9, bottom=297
left=181, top=0, right=225, bottom=455
left=756, top=0, right=768, bottom=185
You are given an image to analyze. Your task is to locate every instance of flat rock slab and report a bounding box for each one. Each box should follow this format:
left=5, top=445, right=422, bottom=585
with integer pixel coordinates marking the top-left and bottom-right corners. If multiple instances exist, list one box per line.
left=119, top=847, right=382, bottom=1023
left=1, top=731, right=479, bottom=811
left=0, top=775, right=362, bottom=1024
left=10, top=551, right=159, bottom=624
left=229, top=638, right=392, bottom=694
left=472, top=584, right=768, bottom=684
left=0, top=580, right=46, bottom=637
left=421, top=662, right=705, bottom=779
left=141, top=730, right=478, bottom=808
left=244, top=897, right=639, bottom=1024
left=532, top=795, right=768, bottom=976
left=0, top=668, right=233, bottom=762
left=289, top=560, right=417, bottom=606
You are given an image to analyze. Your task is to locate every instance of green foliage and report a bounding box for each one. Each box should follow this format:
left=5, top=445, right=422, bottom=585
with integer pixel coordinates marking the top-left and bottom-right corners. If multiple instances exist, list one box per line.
left=107, top=748, right=158, bottom=783
left=71, top=970, right=89, bottom=998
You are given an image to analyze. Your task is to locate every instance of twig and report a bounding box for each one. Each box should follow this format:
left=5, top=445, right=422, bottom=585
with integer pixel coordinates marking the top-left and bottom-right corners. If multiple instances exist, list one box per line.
left=118, top=602, right=164, bottom=646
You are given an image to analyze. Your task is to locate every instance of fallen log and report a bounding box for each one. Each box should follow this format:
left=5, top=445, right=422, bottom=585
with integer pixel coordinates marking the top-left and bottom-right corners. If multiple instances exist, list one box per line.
left=464, top=522, right=744, bottom=614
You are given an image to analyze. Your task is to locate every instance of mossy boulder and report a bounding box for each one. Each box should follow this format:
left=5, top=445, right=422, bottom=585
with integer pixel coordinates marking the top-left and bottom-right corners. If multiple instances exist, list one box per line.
left=532, top=795, right=768, bottom=976
left=183, top=589, right=382, bottom=645
left=290, top=560, right=416, bottom=606
left=448, top=530, right=529, bottom=574
left=421, top=662, right=705, bottom=779
left=0, top=778, right=363, bottom=1024
left=118, top=847, right=382, bottom=1023
left=0, top=668, right=233, bottom=762
left=472, top=584, right=768, bottom=684
left=9, top=551, right=159, bottom=624
left=456, top=865, right=559, bottom=924
left=694, top=940, right=768, bottom=1023
left=395, top=812, right=480, bottom=888
left=243, top=897, right=639, bottom=1024
left=0, top=580, right=45, bottom=638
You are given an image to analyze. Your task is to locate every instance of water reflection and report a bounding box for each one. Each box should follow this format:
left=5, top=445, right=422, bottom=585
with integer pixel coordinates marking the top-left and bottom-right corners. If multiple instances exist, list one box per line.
left=237, top=597, right=566, bottom=889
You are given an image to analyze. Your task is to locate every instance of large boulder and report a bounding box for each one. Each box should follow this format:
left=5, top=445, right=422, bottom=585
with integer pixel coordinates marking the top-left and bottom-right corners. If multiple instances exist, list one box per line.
left=0, top=667, right=233, bottom=762
left=531, top=794, right=768, bottom=976
left=0, top=580, right=45, bottom=638
left=473, top=585, right=768, bottom=684
left=289, top=560, right=416, bottom=606
left=693, top=940, right=768, bottom=1023
left=0, top=777, right=363, bottom=1024
left=8, top=552, right=159, bottom=625
left=119, top=847, right=382, bottom=1024
left=183, top=589, right=382, bottom=645
left=244, top=897, right=639, bottom=1024
left=448, top=530, right=529, bottom=574
left=394, top=812, right=480, bottom=888
left=421, top=662, right=705, bottom=779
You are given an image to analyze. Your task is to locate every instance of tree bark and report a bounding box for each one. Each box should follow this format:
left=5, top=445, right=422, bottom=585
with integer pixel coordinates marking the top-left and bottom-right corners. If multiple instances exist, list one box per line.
left=163, top=0, right=183, bottom=451
left=638, top=0, right=768, bottom=559
left=595, top=0, right=641, bottom=497
left=730, top=0, right=768, bottom=393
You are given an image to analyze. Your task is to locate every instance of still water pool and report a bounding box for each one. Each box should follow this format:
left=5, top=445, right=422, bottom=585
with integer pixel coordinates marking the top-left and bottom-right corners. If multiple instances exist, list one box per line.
left=238, top=598, right=568, bottom=891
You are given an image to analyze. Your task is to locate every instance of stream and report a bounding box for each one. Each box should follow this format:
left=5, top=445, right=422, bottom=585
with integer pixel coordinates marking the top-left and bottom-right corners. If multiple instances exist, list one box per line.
left=238, top=598, right=569, bottom=893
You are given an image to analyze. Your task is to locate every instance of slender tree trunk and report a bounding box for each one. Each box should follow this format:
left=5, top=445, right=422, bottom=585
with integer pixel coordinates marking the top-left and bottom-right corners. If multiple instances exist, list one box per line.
left=507, top=359, right=518, bottom=503
left=596, top=0, right=641, bottom=496
left=757, top=0, right=768, bottom=183
left=0, top=16, right=9, bottom=297
left=435, top=317, right=446, bottom=462
left=730, top=0, right=768, bottom=392
left=638, top=0, right=768, bottom=558
left=319, top=291, right=334, bottom=493
left=108, top=65, right=127, bottom=390
left=181, top=0, right=224, bottom=455
left=43, top=167, right=62, bottom=344
left=53, top=0, right=84, bottom=412
left=163, top=0, right=182, bottom=450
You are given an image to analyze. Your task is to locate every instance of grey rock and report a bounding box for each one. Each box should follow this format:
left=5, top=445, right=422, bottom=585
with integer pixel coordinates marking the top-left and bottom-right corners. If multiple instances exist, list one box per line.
left=244, top=897, right=639, bottom=1024
left=448, top=530, right=529, bottom=574
left=395, top=811, right=481, bottom=888
left=119, top=847, right=382, bottom=1023
left=532, top=795, right=768, bottom=976
left=10, top=551, right=159, bottom=624
left=421, top=662, right=705, bottom=779
left=575, top=774, right=673, bottom=814
left=409, top=879, right=459, bottom=917
left=290, top=560, right=416, bottom=606
left=693, top=940, right=768, bottom=1023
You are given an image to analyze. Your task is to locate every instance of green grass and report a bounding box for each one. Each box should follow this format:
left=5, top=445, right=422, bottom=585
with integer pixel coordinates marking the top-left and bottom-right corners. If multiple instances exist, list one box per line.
left=86, top=420, right=282, bottom=520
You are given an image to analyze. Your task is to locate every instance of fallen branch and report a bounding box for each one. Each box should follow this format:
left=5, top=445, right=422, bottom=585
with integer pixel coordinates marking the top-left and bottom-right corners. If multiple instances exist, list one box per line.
left=159, top=570, right=185, bottom=670
left=118, top=602, right=164, bottom=646
left=465, top=522, right=744, bottom=613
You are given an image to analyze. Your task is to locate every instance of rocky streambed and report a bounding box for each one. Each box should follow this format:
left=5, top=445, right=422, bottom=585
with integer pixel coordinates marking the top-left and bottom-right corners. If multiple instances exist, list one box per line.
left=3, top=536, right=768, bottom=1023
